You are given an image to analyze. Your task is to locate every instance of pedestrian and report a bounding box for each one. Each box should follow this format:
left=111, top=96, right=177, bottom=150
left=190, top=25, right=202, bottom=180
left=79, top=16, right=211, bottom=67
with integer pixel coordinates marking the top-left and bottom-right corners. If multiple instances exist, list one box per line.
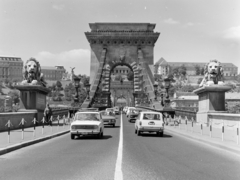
left=44, top=103, right=52, bottom=125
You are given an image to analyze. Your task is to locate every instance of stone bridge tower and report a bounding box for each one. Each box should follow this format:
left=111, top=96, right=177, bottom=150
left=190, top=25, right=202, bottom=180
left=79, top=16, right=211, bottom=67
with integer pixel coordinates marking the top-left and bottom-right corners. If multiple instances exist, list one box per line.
left=81, top=23, right=160, bottom=109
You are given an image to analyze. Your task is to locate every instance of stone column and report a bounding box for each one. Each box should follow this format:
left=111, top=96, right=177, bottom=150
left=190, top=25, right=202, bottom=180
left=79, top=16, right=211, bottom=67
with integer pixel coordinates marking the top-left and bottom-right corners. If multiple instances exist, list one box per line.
left=193, top=85, right=231, bottom=124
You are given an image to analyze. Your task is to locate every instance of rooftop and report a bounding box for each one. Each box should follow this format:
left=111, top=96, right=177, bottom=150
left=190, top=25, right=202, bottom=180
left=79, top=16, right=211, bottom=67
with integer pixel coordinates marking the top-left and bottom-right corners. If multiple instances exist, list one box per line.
left=0, top=56, right=22, bottom=62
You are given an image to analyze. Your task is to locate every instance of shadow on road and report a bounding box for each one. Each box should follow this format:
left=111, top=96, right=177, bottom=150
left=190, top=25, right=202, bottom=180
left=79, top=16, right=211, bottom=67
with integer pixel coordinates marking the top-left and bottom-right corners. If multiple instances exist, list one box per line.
left=74, top=135, right=112, bottom=140
left=140, top=133, right=172, bottom=138
left=104, top=126, right=120, bottom=128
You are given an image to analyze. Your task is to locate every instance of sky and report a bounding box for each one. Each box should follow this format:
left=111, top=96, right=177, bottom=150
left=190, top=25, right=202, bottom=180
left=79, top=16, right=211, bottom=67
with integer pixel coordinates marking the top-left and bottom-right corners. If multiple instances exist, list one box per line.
left=0, top=0, right=240, bottom=75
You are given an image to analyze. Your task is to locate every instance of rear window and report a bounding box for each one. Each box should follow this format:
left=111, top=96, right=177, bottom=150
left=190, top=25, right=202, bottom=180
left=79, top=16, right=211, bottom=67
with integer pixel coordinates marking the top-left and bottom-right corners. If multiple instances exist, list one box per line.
left=142, top=113, right=161, bottom=120
left=75, top=113, right=100, bottom=121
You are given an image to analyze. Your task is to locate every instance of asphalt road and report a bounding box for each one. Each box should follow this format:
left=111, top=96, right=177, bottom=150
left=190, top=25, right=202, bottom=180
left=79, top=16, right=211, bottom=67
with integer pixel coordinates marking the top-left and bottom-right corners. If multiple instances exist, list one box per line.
left=0, top=113, right=240, bottom=180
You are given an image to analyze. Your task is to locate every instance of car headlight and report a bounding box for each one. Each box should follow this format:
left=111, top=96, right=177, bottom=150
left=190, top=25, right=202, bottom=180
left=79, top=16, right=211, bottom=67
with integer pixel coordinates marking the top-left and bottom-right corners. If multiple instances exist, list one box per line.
left=111, top=119, right=116, bottom=122
left=93, top=125, right=99, bottom=129
left=71, top=125, right=76, bottom=130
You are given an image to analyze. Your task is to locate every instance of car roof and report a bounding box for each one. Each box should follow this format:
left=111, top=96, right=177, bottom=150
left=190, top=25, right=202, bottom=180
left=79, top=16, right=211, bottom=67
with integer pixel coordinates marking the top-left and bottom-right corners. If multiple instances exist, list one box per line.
left=141, top=111, right=161, bottom=114
left=78, top=108, right=99, bottom=112
left=76, top=111, right=100, bottom=114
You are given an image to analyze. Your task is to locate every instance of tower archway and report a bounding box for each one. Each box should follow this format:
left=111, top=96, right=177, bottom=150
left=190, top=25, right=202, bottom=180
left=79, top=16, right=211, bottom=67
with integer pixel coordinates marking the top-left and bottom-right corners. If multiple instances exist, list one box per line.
left=81, top=23, right=159, bottom=109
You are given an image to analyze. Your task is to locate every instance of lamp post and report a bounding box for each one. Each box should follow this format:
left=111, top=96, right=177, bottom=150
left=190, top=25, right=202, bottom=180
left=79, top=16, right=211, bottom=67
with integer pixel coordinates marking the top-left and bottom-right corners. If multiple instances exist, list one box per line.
left=85, top=83, right=91, bottom=100
left=154, top=76, right=171, bottom=108
left=163, top=76, right=171, bottom=107
left=73, top=76, right=81, bottom=102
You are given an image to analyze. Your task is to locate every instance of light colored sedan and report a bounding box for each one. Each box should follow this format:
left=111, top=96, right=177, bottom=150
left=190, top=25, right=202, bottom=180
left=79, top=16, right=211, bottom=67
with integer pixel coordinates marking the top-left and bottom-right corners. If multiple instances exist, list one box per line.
left=70, top=111, right=104, bottom=139
left=100, top=111, right=116, bottom=127
left=135, top=111, right=164, bottom=137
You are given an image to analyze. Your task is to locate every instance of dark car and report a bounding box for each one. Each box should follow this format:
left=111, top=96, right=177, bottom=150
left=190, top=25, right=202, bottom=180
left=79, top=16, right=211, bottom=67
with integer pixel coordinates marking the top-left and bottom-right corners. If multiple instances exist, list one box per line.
left=128, top=109, right=141, bottom=123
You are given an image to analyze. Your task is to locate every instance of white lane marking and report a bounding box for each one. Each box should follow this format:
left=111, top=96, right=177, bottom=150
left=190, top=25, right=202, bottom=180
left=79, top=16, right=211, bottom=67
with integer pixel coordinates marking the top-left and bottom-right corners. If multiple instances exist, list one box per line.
left=114, top=112, right=123, bottom=180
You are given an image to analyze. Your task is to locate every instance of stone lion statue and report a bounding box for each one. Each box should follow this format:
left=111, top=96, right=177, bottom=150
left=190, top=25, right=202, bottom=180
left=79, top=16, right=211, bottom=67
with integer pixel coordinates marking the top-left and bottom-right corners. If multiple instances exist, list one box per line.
left=21, top=58, right=47, bottom=87
left=199, top=59, right=224, bottom=87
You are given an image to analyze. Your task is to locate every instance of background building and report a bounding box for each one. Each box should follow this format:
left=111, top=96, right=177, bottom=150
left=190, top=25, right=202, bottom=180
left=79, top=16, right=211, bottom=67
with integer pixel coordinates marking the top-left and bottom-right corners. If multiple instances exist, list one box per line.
left=154, top=57, right=238, bottom=77
left=0, top=56, right=23, bottom=81
left=41, top=66, right=66, bottom=81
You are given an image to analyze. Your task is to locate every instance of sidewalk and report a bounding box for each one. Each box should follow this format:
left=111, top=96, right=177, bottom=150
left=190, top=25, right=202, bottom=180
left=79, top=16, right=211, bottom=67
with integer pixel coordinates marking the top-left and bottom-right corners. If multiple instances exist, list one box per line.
left=165, top=123, right=240, bottom=156
left=0, top=119, right=71, bottom=155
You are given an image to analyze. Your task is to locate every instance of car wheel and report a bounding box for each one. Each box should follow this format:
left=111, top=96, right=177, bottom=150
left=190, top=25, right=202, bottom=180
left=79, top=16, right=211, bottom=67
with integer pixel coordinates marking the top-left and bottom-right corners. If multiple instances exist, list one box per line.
left=113, top=124, right=115, bottom=127
left=137, top=129, right=141, bottom=136
left=159, top=132, right=163, bottom=137
left=98, top=129, right=103, bottom=139
left=71, top=134, right=75, bottom=139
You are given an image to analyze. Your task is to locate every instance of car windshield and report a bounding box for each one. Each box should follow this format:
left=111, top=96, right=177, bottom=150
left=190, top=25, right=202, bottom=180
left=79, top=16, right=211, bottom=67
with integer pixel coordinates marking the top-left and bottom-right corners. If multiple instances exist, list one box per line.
left=100, top=111, right=108, bottom=116
left=106, top=109, right=114, bottom=112
left=75, top=113, right=100, bottom=121
left=142, top=113, right=161, bottom=120
left=130, top=109, right=139, bottom=113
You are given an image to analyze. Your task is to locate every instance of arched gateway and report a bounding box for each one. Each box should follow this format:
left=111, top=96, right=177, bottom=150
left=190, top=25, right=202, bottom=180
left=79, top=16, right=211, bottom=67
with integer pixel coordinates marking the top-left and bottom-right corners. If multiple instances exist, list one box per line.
left=81, top=23, right=160, bottom=109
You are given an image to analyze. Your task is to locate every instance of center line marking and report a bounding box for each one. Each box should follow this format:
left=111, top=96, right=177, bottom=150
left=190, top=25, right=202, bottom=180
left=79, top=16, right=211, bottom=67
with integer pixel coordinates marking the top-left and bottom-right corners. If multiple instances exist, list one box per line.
left=114, top=112, right=123, bottom=180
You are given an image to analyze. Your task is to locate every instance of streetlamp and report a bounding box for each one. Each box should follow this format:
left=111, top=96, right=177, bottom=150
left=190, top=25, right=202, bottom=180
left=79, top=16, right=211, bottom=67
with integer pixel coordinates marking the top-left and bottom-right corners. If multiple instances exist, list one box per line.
left=153, top=83, right=158, bottom=101
left=163, top=76, right=171, bottom=107
left=73, top=76, right=81, bottom=102
left=154, top=76, right=171, bottom=107
left=85, top=83, right=91, bottom=100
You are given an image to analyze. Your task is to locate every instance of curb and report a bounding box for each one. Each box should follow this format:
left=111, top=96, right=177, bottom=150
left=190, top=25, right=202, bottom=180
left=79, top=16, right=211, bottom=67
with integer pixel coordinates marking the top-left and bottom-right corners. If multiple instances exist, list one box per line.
left=0, top=130, right=70, bottom=156
left=165, top=127, right=240, bottom=157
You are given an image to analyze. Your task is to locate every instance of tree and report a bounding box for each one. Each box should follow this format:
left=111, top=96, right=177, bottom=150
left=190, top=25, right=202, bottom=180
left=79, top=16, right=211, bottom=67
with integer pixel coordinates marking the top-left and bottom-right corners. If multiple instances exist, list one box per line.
left=194, top=65, right=201, bottom=75
left=56, top=81, right=63, bottom=91
left=179, top=65, right=187, bottom=76
left=180, top=84, right=195, bottom=92
left=200, top=67, right=205, bottom=75
left=197, top=78, right=203, bottom=84
left=127, top=71, right=134, bottom=81
left=8, top=89, right=20, bottom=104
left=115, top=74, right=122, bottom=81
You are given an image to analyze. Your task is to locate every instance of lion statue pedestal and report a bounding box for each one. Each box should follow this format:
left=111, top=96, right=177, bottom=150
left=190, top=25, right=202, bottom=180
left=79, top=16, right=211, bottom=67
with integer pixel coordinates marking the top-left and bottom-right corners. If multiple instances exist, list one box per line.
left=14, top=85, right=50, bottom=121
left=193, top=85, right=231, bottom=124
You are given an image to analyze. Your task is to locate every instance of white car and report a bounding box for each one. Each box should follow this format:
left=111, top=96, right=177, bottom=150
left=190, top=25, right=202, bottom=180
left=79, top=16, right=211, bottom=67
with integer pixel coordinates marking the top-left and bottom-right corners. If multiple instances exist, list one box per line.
left=106, top=108, right=115, bottom=116
left=126, top=107, right=136, bottom=118
left=70, top=111, right=104, bottom=139
left=135, top=111, right=164, bottom=137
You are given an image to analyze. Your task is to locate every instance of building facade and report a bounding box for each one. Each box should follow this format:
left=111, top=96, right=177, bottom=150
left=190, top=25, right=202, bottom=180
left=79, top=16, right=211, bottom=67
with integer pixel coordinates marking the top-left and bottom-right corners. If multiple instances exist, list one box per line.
left=0, top=56, right=23, bottom=81
left=41, top=66, right=66, bottom=81
left=154, top=58, right=238, bottom=77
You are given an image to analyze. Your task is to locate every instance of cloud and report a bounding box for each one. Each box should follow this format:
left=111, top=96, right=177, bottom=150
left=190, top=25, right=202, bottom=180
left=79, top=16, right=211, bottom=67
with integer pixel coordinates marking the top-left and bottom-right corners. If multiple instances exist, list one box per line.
left=52, top=4, right=65, bottom=11
left=223, top=26, right=240, bottom=39
left=35, top=49, right=90, bottom=75
left=163, top=18, right=180, bottom=25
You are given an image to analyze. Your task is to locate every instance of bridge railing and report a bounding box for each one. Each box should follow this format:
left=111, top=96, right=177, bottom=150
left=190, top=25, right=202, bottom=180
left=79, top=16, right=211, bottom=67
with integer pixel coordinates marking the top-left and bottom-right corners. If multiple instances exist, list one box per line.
left=137, top=105, right=240, bottom=145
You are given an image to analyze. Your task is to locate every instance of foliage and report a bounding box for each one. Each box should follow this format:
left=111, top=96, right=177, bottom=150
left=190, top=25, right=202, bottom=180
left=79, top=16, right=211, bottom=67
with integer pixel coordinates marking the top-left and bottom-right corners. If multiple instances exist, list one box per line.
left=194, top=65, right=201, bottom=75
left=8, top=89, right=20, bottom=104
left=237, top=74, right=240, bottom=83
left=56, top=81, right=63, bottom=91
left=115, top=74, right=122, bottom=81
left=81, top=75, right=90, bottom=86
left=197, top=78, right=203, bottom=84
left=179, top=84, right=196, bottom=92
left=4, top=78, right=10, bottom=85
left=172, top=65, right=187, bottom=77
left=227, top=102, right=240, bottom=113
left=127, top=71, right=134, bottom=81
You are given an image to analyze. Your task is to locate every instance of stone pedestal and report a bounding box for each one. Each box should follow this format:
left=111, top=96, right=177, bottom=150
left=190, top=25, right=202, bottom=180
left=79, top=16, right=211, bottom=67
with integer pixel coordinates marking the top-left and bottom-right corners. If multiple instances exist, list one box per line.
left=193, top=85, right=231, bottom=124
left=14, top=85, right=50, bottom=120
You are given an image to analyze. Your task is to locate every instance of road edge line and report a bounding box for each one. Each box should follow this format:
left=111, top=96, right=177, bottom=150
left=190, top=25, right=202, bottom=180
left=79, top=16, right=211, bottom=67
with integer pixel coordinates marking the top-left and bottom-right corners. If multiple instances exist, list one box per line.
left=0, top=130, right=69, bottom=156
left=166, top=128, right=240, bottom=157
